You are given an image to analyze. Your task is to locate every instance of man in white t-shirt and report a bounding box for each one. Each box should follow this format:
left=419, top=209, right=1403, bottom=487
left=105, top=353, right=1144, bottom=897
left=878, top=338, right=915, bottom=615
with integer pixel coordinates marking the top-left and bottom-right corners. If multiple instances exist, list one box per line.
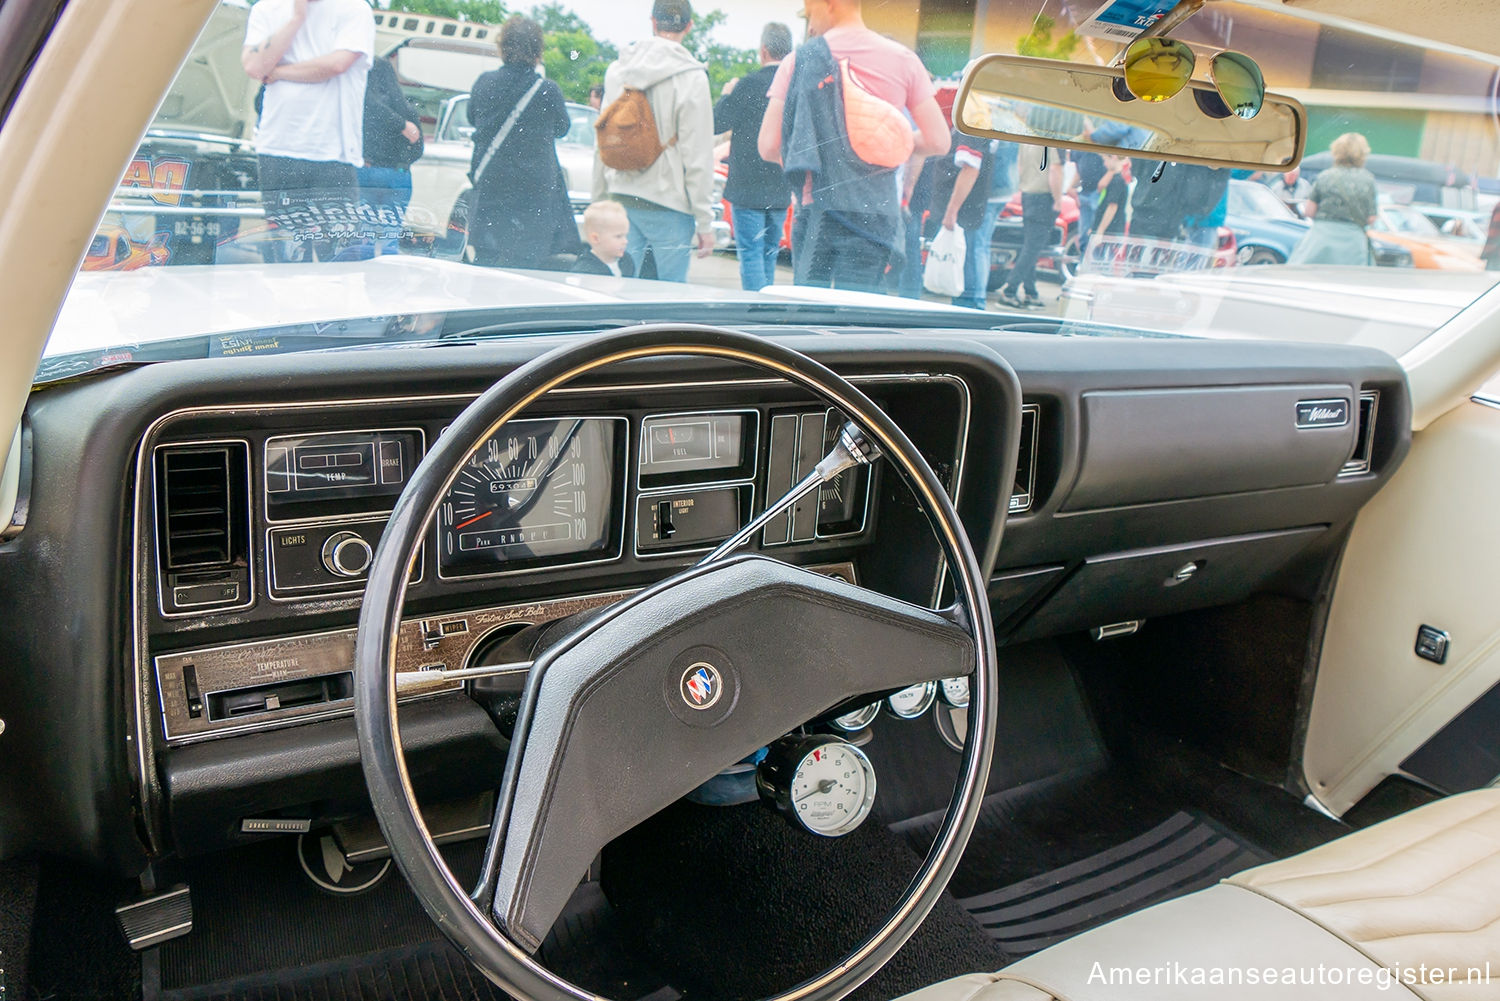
left=242, top=0, right=374, bottom=261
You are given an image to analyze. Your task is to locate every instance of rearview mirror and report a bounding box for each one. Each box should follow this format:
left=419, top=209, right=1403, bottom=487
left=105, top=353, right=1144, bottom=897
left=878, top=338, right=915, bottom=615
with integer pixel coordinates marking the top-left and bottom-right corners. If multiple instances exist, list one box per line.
left=955, top=54, right=1306, bottom=172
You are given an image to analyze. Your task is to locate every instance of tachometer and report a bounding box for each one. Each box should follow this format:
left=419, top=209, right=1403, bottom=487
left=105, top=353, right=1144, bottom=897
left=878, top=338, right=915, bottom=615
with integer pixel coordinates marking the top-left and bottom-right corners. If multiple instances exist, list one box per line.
left=436, top=417, right=625, bottom=579
left=757, top=735, right=877, bottom=837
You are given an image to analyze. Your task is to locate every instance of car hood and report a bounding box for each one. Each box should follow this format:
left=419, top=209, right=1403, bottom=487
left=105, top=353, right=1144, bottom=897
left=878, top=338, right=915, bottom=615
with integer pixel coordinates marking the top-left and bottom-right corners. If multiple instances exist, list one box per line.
left=48, top=257, right=968, bottom=359
left=1063, top=266, right=1496, bottom=356
left=152, top=2, right=257, bottom=141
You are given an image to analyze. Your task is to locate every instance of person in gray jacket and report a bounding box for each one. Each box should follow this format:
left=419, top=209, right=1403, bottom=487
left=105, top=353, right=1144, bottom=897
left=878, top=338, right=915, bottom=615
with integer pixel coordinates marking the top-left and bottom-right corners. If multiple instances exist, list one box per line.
left=591, top=0, right=715, bottom=282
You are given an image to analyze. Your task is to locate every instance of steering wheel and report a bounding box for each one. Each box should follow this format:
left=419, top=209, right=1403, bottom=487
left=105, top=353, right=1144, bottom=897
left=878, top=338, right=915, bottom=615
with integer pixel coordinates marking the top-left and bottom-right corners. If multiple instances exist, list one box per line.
left=354, top=325, right=1002, bottom=1001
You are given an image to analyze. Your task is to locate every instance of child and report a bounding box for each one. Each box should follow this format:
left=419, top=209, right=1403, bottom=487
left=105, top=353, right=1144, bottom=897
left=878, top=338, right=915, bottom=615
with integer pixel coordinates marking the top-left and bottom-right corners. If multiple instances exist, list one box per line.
left=572, top=201, right=636, bottom=277
left=1095, top=155, right=1131, bottom=237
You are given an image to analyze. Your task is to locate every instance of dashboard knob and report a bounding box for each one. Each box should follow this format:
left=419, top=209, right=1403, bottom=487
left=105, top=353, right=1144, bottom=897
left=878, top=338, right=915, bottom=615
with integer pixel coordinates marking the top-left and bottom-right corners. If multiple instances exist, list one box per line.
left=321, top=532, right=372, bottom=578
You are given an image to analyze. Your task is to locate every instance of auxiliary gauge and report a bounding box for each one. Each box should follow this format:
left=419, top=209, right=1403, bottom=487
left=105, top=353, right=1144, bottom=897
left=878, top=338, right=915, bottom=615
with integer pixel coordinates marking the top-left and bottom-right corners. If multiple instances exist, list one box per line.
left=886, top=681, right=937, bottom=719
left=757, top=735, right=877, bottom=837
left=938, top=676, right=971, bottom=709
left=829, top=702, right=881, bottom=733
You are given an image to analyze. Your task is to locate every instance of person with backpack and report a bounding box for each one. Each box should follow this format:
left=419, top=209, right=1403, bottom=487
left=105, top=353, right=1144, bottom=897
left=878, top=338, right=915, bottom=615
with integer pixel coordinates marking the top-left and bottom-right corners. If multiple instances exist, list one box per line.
left=467, top=15, right=574, bottom=269
left=591, top=0, right=716, bottom=283
left=757, top=0, right=950, bottom=294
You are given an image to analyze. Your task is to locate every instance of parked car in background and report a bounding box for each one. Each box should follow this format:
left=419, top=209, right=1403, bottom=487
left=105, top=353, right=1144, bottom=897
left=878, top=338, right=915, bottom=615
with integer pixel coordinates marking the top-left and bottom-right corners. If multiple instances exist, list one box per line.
left=1226, top=179, right=1311, bottom=265
left=82, top=225, right=172, bottom=271
left=1372, top=201, right=1483, bottom=270
left=1226, top=179, right=1414, bottom=268
left=413, top=97, right=599, bottom=259
left=1301, top=150, right=1481, bottom=210
left=987, top=192, right=1083, bottom=285
left=1417, top=205, right=1489, bottom=244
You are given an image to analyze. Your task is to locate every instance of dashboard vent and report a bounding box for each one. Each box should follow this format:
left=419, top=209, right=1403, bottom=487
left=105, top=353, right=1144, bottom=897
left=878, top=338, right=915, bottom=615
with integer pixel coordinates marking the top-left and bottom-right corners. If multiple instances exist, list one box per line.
left=1340, top=391, right=1379, bottom=477
left=1010, top=404, right=1040, bottom=514
left=155, top=443, right=251, bottom=614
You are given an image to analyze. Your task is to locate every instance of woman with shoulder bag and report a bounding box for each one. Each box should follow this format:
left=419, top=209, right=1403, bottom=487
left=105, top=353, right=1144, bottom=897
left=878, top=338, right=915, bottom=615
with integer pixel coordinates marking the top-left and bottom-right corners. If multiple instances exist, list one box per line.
left=468, top=15, right=573, bottom=269
left=357, top=52, right=425, bottom=257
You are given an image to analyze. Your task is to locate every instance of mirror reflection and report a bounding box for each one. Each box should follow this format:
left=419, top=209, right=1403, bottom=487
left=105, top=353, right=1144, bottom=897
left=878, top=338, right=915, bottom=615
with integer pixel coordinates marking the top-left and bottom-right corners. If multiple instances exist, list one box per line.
left=956, top=54, right=1305, bottom=171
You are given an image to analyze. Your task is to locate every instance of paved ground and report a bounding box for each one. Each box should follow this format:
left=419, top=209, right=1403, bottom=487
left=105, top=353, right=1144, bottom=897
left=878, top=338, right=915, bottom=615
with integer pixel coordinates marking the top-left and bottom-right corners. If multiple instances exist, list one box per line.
left=686, top=251, right=1066, bottom=316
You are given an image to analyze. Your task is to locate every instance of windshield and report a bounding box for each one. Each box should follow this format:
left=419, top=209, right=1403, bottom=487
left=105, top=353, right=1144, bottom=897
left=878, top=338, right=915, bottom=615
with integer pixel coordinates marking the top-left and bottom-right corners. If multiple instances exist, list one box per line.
left=46, top=0, right=1500, bottom=381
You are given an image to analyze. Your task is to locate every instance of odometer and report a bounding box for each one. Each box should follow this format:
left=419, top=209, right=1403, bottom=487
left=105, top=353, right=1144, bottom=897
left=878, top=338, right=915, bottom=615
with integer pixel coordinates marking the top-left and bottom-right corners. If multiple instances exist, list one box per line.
left=436, top=417, right=625, bottom=579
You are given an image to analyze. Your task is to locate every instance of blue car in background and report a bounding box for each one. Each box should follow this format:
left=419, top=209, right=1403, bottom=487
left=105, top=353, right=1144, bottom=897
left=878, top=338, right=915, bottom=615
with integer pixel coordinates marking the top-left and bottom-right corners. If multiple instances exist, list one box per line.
left=1226, top=180, right=1310, bottom=265
left=1226, top=179, right=1414, bottom=268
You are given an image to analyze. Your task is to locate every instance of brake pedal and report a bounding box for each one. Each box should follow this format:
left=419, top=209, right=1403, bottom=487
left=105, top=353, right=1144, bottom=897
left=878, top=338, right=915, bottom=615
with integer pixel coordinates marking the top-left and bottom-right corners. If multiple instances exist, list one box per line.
left=115, top=884, right=192, bottom=950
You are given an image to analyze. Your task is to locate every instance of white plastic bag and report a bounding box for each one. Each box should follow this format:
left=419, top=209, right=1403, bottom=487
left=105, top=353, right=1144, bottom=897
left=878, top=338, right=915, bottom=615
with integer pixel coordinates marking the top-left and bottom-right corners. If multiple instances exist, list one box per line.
left=923, top=226, right=967, bottom=298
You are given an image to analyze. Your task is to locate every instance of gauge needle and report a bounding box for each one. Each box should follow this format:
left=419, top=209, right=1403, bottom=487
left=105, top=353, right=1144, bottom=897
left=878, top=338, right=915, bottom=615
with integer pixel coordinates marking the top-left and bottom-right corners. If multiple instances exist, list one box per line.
left=794, top=779, right=839, bottom=803
left=454, top=511, right=493, bottom=531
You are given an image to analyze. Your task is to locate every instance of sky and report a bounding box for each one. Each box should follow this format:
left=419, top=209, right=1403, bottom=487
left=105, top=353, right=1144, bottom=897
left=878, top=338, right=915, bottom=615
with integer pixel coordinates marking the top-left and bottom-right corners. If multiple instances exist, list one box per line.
left=568, top=0, right=809, bottom=53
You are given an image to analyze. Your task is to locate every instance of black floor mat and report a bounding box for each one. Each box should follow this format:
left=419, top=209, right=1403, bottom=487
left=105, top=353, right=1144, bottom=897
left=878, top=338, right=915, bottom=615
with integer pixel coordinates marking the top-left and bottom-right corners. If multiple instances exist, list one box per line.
left=953, top=810, right=1267, bottom=956
left=152, top=837, right=669, bottom=1001
left=603, top=800, right=1007, bottom=1001
left=156, top=940, right=508, bottom=1001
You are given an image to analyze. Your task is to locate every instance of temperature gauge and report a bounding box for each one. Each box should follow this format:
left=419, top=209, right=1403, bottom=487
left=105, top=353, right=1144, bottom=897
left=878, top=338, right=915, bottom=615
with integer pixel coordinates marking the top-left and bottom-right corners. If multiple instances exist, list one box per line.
left=757, top=735, right=877, bottom=837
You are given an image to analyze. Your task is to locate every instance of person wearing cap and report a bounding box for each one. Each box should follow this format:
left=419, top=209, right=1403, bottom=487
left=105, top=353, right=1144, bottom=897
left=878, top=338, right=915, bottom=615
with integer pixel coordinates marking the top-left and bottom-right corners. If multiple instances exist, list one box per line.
left=592, top=0, right=716, bottom=283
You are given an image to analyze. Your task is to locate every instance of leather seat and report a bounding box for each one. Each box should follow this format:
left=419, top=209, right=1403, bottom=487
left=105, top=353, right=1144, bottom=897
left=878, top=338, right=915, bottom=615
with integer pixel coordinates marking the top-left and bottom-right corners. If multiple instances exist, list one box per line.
left=902, top=789, right=1500, bottom=1001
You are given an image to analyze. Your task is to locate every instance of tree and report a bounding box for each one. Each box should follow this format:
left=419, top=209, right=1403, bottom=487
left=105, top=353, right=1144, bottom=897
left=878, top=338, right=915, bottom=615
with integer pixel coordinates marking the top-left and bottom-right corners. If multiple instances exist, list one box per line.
left=541, top=27, right=618, bottom=104
left=1017, top=15, right=1080, bottom=61
left=386, top=0, right=509, bottom=23
left=682, top=9, right=758, bottom=102
left=533, top=5, right=616, bottom=104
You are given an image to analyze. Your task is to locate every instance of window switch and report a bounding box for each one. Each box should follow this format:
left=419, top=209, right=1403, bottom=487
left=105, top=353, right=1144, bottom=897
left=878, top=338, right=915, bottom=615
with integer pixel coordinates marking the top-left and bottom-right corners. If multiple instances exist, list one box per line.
left=1415, top=625, right=1450, bottom=665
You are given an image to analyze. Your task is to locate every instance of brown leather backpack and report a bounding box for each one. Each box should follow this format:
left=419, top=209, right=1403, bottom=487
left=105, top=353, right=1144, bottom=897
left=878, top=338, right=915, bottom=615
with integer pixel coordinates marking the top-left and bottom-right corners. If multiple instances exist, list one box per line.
left=596, top=88, right=674, bottom=171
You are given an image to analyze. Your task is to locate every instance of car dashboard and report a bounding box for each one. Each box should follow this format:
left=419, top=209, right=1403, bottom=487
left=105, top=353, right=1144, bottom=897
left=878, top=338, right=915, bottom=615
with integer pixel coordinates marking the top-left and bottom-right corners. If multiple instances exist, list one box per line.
left=0, top=327, right=1410, bottom=872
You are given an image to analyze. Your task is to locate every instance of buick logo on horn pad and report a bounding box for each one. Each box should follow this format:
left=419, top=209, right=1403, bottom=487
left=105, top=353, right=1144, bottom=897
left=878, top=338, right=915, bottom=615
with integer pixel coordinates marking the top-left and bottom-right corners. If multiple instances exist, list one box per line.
left=1296, top=399, right=1350, bottom=429
left=680, top=662, right=723, bottom=710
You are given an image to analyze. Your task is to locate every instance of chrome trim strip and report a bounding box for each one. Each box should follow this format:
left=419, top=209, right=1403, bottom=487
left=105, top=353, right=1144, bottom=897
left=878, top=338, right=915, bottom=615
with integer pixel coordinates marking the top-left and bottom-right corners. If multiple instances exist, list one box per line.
left=1009, top=403, right=1041, bottom=514
left=1339, top=390, right=1380, bottom=477
left=150, top=439, right=257, bottom=620
left=432, top=416, right=631, bottom=583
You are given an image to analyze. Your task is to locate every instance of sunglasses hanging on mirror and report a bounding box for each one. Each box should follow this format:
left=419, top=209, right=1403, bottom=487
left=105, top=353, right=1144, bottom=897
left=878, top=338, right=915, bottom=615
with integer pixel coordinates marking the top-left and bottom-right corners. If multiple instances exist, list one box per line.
left=1119, top=37, right=1266, bottom=120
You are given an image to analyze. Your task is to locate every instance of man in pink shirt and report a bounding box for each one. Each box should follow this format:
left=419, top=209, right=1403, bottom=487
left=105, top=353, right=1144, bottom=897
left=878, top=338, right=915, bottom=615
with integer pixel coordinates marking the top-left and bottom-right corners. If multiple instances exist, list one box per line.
left=758, top=0, right=949, bottom=293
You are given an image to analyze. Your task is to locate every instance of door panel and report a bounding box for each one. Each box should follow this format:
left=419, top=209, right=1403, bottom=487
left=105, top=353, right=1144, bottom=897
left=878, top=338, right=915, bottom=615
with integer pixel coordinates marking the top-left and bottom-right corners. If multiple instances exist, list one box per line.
left=1305, top=397, right=1500, bottom=814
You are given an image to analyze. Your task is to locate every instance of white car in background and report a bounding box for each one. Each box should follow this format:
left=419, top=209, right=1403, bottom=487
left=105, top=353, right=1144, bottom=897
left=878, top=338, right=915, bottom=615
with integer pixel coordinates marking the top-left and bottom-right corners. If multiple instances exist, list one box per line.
left=410, top=96, right=598, bottom=259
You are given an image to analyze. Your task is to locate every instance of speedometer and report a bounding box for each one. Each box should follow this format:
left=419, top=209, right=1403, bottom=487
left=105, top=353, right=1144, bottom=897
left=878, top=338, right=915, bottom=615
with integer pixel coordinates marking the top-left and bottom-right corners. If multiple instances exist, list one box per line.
left=436, top=417, right=626, bottom=579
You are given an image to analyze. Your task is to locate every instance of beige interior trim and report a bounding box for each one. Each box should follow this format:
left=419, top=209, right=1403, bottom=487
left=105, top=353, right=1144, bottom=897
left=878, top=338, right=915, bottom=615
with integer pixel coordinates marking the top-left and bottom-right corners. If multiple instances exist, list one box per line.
left=0, top=425, right=17, bottom=535
left=0, top=0, right=217, bottom=475
left=1232, top=0, right=1500, bottom=65
left=1403, top=283, right=1500, bottom=432
left=1305, top=399, right=1500, bottom=814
